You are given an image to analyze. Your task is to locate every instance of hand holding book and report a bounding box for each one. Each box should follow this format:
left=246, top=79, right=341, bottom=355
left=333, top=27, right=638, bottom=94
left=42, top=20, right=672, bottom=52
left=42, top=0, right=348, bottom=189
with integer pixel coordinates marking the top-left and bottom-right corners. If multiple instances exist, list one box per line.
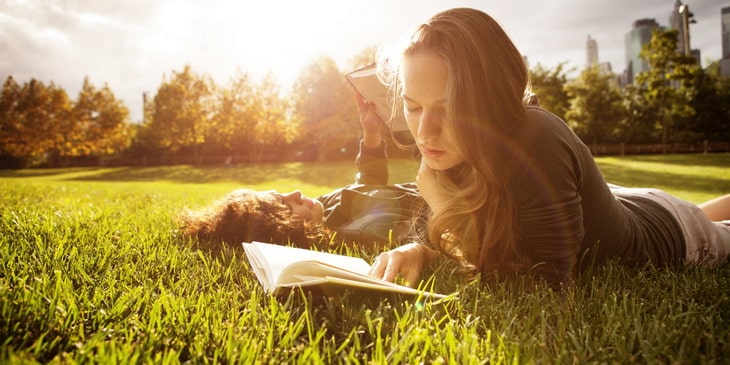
left=354, top=91, right=385, bottom=148
left=346, top=63, right=414, bottom=145
left=243, top=241, right=448, bottom=299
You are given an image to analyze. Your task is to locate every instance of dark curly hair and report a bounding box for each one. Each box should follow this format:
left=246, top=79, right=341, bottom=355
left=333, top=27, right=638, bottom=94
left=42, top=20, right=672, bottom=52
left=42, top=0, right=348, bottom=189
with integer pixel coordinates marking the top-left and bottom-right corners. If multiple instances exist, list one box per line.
left=178, top=189, right=331, bottom=249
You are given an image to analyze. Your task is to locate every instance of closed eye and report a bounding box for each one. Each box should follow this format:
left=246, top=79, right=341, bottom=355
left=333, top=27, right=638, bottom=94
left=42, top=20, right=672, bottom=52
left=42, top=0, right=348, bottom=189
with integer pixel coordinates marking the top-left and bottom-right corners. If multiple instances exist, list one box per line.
left=274, top=196, right=292, bottom=212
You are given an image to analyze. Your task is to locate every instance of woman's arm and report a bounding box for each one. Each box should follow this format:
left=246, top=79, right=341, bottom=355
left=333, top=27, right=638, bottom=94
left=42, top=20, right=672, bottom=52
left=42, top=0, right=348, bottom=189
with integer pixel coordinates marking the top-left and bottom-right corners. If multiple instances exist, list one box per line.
left=367, top=160, right=440, bottom=286
left=698, top=194, right=730, bottom=221
left=354, top=91, right=389, bottom=185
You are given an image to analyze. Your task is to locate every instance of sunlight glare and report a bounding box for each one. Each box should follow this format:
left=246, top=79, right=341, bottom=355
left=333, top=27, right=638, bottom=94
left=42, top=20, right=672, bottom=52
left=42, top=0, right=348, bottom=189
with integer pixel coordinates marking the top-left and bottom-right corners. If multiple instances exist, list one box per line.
left=222, top=1, right=349, bottom=88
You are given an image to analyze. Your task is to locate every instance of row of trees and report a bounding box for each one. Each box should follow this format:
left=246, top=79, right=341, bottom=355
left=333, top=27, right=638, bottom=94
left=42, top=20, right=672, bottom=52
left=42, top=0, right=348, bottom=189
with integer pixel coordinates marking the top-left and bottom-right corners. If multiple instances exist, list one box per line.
left=531, top=29, right=729, bottom=154
left=1, top=29, right=728, bottom=168
left=138, top=51, right=369, bottom=165
left=0, top=77, right=131, bottom=167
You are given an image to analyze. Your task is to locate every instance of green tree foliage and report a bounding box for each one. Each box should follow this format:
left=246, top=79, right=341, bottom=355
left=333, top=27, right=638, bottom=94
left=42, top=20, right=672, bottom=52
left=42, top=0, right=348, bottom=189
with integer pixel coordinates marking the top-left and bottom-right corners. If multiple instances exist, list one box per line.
left=148, top=65, right=214, bottom=164
left=347, top=46, right=378, bottom=71
left=634, top=29, right=699, bottom=153
left=0, top=77, right=70, bottom=166
left=210, top=68, right=258, bottom=156
left=565, top=66, right=625, bottom=153
left=3, top=41, right=727, bottom=168
left=529, top=62, right=572, bottom=121
left=58, top=77, right=131, bottom=162
left=620, top=84, right=658, bottom=144
left=292, top=56, right=359, bottom=161
left=684, top=61, right=730, bottom=143
left=248, top=73, right=293, bottom=162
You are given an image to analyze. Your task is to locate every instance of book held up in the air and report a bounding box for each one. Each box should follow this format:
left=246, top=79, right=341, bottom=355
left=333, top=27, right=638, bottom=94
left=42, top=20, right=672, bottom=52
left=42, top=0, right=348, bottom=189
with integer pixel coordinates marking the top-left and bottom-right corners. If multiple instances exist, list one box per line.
left=242, top=241, right=447, bottom=299
left=345, top=63, right=409, bottom=134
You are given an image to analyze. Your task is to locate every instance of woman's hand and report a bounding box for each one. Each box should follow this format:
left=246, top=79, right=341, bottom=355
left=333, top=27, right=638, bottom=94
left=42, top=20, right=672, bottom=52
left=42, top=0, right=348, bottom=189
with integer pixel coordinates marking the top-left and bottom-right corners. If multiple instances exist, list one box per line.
left=354, top=90, right=385, bottom=148
left=368, top=242, right=438, bottom=287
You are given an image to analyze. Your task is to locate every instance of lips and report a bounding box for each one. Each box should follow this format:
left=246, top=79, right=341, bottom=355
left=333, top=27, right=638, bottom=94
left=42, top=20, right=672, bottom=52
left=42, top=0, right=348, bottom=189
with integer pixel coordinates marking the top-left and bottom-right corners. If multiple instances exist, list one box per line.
left=420, top=144, right=445, bottom=158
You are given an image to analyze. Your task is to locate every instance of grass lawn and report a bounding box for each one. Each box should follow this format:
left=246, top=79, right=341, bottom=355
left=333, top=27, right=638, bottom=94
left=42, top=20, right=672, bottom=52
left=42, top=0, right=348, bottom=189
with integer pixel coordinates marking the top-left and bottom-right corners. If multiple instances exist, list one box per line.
left=1, top=153, right=729, bottom=363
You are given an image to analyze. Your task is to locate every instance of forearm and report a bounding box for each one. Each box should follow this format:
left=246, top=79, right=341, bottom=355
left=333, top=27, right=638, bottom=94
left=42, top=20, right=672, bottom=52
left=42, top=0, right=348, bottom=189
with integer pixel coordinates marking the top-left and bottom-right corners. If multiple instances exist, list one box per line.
left=355, top=139, right=388, bottom=185
left=362, top=131, right=382, bottom=149
left=698, top=194, right=730, bottom=221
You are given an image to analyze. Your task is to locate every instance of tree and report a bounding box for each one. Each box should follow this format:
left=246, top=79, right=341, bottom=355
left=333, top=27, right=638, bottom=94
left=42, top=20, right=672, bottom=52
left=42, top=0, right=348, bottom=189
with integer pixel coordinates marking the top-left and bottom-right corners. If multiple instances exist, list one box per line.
left=291, top=56, right=359, bottom=161
left=0, top=78, right=70, bottom=167
left=683, top=61, right=730, bottom=143
left=529, top=62, right=572, bottom=121
left=620, top=83, right=659, bottom=145
left=634, top=29, right=699, bottom=153
left=209, top=68, right=258, bottom=160
left=57, top=77, right=131, bottom=164
left=148, top=65, right=215, bottom=164
left=564, top=66, right=624, bottom=153
left=248, top=73, right=292, bottom=163
left=0, top=76, right=21, bottom=159
left=347, top=46, right=378, bottom=71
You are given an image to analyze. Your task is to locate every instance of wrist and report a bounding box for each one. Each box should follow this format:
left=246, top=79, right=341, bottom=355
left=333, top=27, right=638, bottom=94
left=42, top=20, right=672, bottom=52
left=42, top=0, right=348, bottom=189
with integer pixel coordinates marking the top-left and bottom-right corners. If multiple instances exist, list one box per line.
left=362, top=133, right=382, bottom=148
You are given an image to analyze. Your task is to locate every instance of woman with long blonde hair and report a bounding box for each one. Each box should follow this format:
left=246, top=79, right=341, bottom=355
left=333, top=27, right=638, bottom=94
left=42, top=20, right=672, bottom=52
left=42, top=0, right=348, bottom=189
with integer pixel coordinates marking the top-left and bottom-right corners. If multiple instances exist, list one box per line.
left=366, top=7, right=730, bottom=289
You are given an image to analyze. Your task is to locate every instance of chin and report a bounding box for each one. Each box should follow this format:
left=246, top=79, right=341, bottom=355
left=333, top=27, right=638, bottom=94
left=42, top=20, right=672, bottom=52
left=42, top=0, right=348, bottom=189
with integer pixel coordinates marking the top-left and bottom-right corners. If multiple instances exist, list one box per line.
left=424, top=158, right=462, bottom=171
left=312, top=202, right=325, bottom=224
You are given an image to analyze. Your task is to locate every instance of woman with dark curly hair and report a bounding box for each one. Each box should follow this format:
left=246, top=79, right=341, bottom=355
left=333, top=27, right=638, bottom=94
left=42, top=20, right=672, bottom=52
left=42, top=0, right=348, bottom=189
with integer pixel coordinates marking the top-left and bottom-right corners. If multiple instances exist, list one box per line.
left=179, top=94, right=426, bottom=252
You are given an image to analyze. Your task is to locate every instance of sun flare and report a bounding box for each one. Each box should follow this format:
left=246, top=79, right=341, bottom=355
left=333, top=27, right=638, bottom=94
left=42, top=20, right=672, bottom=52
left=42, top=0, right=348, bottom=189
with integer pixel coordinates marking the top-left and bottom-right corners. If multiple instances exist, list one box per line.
left=219, top=1, right=350, bottom=87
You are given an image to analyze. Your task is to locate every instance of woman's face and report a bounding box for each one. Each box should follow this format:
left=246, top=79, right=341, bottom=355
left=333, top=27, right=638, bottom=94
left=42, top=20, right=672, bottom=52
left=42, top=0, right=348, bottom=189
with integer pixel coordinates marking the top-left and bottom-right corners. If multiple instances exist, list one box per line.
left=267, top=190, right=324, bottom=224
left=401, top=51, right=464, bottom=171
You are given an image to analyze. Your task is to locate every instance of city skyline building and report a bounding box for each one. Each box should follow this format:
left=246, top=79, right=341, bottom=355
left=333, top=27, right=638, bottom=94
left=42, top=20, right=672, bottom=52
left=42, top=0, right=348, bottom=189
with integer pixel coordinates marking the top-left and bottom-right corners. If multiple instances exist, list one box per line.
left=722, top=6, right=730, bottom=58
left=624, top=18, right=661, bottom=84
left=721, top=6, right=730, bottom=77
left=670, top=0, right=690, bottom=56
left=586, top=35, right=598, bottom=67
left=585, top=34, right=614, bottom=79
left=669, top=0, right=701, bottom=66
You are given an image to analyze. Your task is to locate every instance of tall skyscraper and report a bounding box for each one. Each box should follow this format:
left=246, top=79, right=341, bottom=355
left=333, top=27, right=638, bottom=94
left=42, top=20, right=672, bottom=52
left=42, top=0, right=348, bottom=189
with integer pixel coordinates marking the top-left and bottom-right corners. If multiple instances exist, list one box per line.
left=721, top=7, right=730, bottom=78
left=669, top=0, right=701, bottom=66
left=723, top=6, right=730, bottom=58
left=586, top=35, right=598, bottom=67
left=670, top=0, right=690, bottom=55
left=625, top=18, right=661, bottom=84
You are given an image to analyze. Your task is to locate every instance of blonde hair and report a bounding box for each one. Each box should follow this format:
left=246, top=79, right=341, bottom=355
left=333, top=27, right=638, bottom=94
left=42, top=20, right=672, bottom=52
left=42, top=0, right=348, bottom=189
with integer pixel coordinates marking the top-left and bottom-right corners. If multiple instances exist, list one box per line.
left=380, top=8, right=532, bottom=279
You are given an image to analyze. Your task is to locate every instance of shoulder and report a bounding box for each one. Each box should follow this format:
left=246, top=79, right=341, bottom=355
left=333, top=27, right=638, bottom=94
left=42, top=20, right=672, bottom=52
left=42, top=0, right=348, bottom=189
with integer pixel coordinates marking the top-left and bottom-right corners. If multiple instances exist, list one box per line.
left=524, top=106, right=573, bottom=137
left=513, top=106, right=583, bottom=159
left=509, top=107, right=591, bottom=203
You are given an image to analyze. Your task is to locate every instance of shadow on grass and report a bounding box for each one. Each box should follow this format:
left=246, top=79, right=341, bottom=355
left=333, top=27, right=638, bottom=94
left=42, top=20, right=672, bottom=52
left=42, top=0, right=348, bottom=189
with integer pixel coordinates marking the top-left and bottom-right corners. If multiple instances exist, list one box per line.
left=597, top=163, right=729, bottom=194
left=2, top=154, right=726, bottom=197
left=0, top=163, right=360, bottom=188
left=598, top=152, right=730, bottom=168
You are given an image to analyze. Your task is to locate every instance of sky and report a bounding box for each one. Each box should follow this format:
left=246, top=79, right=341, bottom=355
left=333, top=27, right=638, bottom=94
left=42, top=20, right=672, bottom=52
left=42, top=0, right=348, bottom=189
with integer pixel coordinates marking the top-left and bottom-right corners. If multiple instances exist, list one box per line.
left=1, top=0, right=726, bottom=123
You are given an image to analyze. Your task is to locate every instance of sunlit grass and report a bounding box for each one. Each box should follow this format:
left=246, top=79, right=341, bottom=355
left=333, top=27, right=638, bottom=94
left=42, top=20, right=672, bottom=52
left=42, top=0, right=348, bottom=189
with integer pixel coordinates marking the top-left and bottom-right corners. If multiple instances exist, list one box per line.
left=594, top=153, right=729, bottom=203
left=1, top=153, right=729, bottom=363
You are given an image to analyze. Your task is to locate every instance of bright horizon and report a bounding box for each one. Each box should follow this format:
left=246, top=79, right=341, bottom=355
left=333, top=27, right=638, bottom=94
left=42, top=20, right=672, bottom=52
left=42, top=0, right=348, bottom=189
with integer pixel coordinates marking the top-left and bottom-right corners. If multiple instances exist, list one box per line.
left=1, top=0, right=725, bottom=122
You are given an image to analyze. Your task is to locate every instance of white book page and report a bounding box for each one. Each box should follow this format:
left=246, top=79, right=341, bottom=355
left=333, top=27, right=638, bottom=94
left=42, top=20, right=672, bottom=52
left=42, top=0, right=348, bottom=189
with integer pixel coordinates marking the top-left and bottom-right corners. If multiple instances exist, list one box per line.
left=318, top=276, right=447, bottom=299
left=242, top=243, right=275, bottom=292
left=243, top=241, right=371, bottom=292
left=244, top=242, right=450, bottom=299
left=280, top=260, right=405, bottom=289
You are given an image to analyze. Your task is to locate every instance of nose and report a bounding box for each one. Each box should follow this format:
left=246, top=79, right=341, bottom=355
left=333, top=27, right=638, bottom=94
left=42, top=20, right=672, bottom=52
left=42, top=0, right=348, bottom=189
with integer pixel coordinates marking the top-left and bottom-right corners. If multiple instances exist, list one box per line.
left=284, top=191, right=302, bottom=202
left=417, top=111, right=441, bottom=141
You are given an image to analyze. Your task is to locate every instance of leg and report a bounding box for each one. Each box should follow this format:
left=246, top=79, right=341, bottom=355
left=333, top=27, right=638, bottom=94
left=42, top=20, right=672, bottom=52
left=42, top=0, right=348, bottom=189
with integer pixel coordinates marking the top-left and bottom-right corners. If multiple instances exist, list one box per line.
left=698, top=194, right=730, bottom=222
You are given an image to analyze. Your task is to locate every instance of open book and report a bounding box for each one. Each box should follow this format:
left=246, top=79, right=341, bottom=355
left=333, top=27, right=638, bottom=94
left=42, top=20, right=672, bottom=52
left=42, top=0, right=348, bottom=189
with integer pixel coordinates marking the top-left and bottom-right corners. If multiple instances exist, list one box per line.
left=345, top=63, right=409, bottom=133
left=242, top=241, right=447, bottom=299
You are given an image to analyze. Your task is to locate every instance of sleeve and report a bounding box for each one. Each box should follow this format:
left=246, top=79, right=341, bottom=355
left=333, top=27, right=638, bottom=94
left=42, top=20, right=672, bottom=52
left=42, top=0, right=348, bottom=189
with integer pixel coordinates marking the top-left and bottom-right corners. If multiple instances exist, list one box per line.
left=355, top=139, right=388, bottom=185
left=512, top=108, right=586, bottom=288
